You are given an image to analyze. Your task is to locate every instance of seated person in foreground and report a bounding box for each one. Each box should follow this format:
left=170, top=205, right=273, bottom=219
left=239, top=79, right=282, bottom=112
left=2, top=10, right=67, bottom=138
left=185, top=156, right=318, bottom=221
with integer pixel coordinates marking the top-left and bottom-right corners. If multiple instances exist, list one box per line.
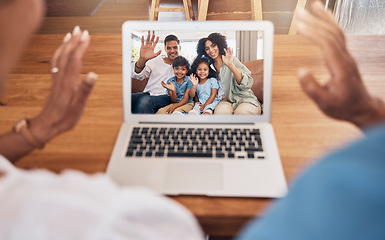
left=236, top=2, right=385, bottom=239
left=0, top=1, right=203, bottom=239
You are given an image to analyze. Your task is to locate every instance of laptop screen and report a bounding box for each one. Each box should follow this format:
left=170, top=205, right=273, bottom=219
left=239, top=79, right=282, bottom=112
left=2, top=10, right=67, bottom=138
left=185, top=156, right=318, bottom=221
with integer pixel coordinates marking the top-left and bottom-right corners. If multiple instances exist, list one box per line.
left=122, top=21, right=273, bottom=124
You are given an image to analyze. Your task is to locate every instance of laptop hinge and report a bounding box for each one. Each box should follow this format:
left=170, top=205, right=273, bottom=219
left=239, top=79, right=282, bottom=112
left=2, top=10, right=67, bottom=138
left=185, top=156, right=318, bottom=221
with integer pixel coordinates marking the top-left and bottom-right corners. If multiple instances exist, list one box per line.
left=138, top=122, right=256, bottom=125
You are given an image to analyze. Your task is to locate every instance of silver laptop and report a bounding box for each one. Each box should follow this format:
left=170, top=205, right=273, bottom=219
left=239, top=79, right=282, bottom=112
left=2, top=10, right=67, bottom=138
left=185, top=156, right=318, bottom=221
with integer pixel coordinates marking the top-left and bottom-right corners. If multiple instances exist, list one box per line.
left=107, top=21, right=287, bottom=198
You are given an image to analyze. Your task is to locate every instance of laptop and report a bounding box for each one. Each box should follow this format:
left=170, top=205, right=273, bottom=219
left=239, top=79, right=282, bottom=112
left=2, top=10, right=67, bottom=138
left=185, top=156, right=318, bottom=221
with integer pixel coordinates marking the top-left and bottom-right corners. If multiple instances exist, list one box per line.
left=106, top=21, right=287, bottom=198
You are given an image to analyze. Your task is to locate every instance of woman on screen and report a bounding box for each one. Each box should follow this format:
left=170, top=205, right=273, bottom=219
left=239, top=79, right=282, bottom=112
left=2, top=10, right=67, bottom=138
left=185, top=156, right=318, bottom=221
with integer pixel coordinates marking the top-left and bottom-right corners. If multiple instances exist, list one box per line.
left=196, top=33, right=261, bottom=115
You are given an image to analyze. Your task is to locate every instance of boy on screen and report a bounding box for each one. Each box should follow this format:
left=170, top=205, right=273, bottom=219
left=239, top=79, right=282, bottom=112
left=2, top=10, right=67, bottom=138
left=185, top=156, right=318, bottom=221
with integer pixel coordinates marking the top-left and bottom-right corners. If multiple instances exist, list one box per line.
left=156, top=56, right=194, bottom=114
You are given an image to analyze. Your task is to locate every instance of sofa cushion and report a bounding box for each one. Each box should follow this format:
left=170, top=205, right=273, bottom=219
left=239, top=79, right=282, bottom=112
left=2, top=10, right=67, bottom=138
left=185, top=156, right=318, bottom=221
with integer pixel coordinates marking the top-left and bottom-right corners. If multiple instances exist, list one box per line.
left=131, top=59, right=264, bottom=104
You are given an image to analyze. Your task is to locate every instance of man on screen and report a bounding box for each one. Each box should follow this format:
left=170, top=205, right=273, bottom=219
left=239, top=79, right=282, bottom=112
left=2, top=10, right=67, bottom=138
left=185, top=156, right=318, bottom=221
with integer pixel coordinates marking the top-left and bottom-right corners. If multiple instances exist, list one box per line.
left=131, top=34, right=181, bottom=114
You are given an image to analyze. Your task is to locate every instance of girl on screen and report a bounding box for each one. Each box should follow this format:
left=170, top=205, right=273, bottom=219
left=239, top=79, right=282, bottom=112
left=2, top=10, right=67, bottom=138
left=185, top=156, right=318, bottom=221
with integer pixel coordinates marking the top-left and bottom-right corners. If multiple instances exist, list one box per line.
left=188, top=57, right=221, bottom=115
left=196, top=33, right=261, bottom=115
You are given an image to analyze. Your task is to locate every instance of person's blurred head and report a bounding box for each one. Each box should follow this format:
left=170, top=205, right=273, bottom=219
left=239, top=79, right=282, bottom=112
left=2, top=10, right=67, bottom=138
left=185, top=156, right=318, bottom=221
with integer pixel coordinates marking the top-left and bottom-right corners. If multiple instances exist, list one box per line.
left=0, top=0, right=45, bottom=95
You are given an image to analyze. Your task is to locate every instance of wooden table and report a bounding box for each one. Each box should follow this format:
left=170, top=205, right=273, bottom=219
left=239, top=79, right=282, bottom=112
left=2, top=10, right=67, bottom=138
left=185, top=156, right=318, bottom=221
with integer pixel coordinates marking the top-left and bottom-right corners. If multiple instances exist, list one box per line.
left=1, top=34, right=385, bottom=236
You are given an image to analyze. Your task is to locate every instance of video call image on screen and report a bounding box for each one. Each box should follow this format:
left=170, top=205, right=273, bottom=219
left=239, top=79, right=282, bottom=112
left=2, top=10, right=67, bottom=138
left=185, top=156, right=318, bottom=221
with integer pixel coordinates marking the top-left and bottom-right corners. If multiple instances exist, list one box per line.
left=130, top=30, right=264, bottom=115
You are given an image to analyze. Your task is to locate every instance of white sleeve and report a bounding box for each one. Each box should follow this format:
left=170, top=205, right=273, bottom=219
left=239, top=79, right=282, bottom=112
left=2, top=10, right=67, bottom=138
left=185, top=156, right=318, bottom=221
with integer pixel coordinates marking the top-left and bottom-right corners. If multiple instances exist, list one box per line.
left=0, top=156, right=204, bottom=240
left=131, top=61, right=151, bottom=80
left=113, top=187, right=205, bottom=240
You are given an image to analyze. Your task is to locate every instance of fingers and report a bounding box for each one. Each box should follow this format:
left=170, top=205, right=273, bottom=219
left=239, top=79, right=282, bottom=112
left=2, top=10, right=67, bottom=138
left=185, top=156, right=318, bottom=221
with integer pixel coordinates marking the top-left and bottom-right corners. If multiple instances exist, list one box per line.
left=144, top=33, right=158, bottom=47
left=55, top=26, right=82, bottom=77
left=166, top=107, right=174, bottom=114
left=296, top=7, right=338, bottom=48
left=150, top=34, right=155, bottom=45
left=223, top=47, right=233, bottom=56
left=153, top=36, right=159, bottom=46
left=297, top=68, right=328, bottom=106
left=37, top=27, right=96, bottom=136
left=295, top=1, right=373, bottom=125
left=190, top=73, right=197, bottom=83
left=311, top=1, right=342, bottom=35
left=80, top=72, right=98, bottom=94
left=223, top=48, right=228, bottom=55
left=65, top=30, right=90, bottom=86
left=161, top=82, right=170, bottom=90
left=51, top=33, right=71, bottom=70
left=145, top=33, right=150, bottom=45
left=71, top=72, right=98, bottom=108
left=297, top=3, right=345, bottom=49
left=296, top=2, right=351, bottom=83
left=51, top=26, right=90, bottom=93
left=154, top=50, right=162, bottom=57
left=221, top=55, right=226, bottom=62
left=55, top=72, right=97, bottom=131
left=227, top=47, right=233, bottom=55
left=161, top=82, right=174, bottom=91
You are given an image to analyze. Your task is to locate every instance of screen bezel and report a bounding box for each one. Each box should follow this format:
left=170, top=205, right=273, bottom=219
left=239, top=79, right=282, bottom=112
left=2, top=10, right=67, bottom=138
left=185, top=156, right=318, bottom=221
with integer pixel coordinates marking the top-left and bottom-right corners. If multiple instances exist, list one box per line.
left=122, top=21, right=273, bottom=123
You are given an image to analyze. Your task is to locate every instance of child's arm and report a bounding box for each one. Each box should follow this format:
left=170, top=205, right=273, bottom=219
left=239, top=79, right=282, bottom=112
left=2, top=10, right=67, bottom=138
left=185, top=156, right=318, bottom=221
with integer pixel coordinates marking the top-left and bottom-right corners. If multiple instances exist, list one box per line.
left=161, top=81, right=177, bottom=103
left=189, top=74, right=198, bottom=98
left=166, top=89, right=191, bottom=114
left=193, top=95, right=199, bottom=104
left=200, top=88, right=218, bottom=111
left=169, top=89, right=177, bottom=103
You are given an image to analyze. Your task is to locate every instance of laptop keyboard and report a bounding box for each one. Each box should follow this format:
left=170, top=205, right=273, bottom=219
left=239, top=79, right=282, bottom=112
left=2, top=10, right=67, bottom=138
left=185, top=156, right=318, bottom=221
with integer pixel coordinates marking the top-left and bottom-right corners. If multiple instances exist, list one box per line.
left=126, top=127, right=265, bottom=159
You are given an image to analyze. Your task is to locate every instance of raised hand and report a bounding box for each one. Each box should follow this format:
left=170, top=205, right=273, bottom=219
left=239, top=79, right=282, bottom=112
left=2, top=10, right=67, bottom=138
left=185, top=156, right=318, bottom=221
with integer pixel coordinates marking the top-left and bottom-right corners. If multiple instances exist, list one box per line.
left=190, top=73, right=199, bottom=86
left=32, top=26, right=97, bottom=143
left=296, top=1, right=385, bottom=129
left=221, top=47, right=234, bottom=67
left=199, top=103, right=206, bottom=112
left=139, top=33, right=162, bottom=62
left=161, top=81, right=176, bottom=92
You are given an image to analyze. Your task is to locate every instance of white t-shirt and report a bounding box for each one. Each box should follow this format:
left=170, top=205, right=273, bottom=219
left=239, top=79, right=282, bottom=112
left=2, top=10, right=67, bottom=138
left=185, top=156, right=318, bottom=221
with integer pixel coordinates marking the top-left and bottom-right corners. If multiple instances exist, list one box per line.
left=132, top=55, right=175, bottom=96
left=0, top=156, right=204, bottom=240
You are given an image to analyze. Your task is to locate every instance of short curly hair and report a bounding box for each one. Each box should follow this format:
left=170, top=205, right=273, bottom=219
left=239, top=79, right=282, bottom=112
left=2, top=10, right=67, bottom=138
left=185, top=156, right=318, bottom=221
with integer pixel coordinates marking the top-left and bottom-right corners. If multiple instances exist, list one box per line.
left=196, top=33, right=228, bottom=61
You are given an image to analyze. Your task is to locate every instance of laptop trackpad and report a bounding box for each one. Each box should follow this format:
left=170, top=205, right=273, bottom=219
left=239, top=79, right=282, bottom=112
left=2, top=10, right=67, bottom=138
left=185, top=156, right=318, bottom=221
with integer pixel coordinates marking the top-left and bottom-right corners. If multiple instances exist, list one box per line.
left=164, top=162, right=223, bottom=191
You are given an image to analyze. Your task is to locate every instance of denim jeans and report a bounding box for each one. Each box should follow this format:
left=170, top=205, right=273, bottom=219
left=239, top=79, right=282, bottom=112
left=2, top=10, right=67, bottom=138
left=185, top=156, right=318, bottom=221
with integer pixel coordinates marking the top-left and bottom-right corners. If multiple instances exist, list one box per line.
left=131, top=92, right=171, bottom=114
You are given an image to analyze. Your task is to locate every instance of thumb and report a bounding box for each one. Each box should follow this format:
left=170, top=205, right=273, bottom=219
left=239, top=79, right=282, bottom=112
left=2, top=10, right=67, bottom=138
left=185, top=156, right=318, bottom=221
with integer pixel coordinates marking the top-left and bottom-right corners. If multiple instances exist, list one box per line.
left=73, top=72, right=98, bottom=107
left=154, top=50, right=162, bottom=57
left=297, top=68, right=326, bottom=104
